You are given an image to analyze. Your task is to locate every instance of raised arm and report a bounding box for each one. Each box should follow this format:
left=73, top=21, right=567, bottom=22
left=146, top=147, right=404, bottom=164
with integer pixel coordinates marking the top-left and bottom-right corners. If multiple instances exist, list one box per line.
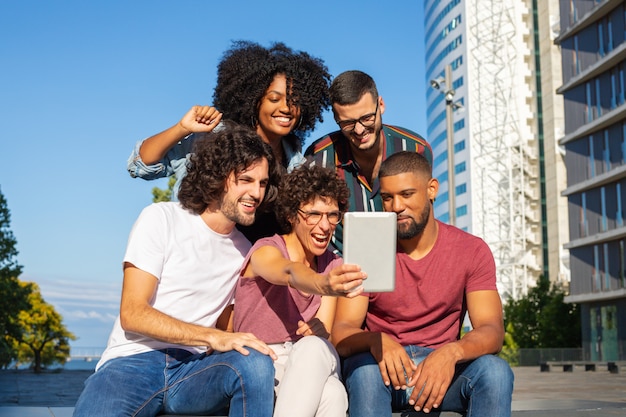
left=244, top=244, right=366, bottom=297
left=120, top=263, right=275, bottom=359
left=139, top=105, right=223, bottom=164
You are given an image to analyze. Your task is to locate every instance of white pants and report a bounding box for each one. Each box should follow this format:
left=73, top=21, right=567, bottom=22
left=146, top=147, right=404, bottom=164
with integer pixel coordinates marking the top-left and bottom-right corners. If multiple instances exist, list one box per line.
left=271, top=336, right=348, bottom=417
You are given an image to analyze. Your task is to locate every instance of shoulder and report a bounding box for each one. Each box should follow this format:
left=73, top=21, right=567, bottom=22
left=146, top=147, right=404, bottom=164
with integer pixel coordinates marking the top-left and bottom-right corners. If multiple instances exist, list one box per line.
left=382, top=125, right=432, bottom=165
left=304, top=130, right=343, bottom=157
left=436, top=221, right=495, bottom=264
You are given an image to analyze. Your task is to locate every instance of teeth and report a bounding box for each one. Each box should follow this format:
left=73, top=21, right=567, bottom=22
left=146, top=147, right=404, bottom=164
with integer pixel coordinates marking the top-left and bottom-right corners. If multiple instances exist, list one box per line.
left=275, top=117, right=291, bottom=123
left=312, top=234, right=328, bottom=243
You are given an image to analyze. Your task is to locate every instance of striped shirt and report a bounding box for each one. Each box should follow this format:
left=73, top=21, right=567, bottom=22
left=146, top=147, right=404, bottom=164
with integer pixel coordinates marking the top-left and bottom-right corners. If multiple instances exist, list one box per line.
left=304, top=124, right=432, bottom=254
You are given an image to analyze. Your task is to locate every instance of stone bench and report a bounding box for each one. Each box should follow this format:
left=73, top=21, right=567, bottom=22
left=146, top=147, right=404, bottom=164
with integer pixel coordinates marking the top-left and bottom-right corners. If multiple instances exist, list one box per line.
left=160, top=413, right=463, bottom=417
left=539, top=361, right=612, bottom=372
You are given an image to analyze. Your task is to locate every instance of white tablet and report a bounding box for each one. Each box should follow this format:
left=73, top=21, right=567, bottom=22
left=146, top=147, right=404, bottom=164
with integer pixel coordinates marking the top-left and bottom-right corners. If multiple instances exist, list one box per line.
left=343, top=212, right=397, bottom=292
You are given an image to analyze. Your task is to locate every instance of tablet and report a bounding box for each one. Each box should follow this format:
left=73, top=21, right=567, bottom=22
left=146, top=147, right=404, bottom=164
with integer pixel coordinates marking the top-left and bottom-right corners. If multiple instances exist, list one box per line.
left=343, top=212, right=397, bottom=292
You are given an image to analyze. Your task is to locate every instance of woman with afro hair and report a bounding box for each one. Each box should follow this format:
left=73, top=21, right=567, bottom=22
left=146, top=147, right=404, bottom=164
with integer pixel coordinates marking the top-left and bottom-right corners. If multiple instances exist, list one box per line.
left=128, top=40, right=330, bottom=189
left=127, top=40, right=331, bottom=242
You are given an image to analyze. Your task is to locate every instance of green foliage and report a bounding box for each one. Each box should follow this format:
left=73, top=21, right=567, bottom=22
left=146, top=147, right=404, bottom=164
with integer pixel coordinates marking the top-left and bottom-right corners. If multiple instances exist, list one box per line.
left=498, top=323, right=520, bottom=366
left=504, top=275, right=581, bottom=349
left=152, top=175, right=177, bottom=203
left=8, top=281, right=76, bottom=372
left=0, top=188, right=31, bottom=368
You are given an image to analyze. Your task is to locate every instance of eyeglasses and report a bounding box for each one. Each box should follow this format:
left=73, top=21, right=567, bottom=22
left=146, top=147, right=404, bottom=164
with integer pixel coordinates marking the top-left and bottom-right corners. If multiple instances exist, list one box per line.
left=297, top=209, right=343, bottom=226
left=336, top=101, right=379, bottom=132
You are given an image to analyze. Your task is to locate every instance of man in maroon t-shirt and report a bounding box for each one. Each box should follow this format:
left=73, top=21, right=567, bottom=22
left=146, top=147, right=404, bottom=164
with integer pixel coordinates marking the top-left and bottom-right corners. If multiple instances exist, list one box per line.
left=332, top=151, right=514, bottom=417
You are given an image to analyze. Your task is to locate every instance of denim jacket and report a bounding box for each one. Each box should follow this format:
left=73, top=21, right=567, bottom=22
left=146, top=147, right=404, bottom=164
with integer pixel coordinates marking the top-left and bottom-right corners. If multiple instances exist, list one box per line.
left=127, top=131, right=305, bottom=201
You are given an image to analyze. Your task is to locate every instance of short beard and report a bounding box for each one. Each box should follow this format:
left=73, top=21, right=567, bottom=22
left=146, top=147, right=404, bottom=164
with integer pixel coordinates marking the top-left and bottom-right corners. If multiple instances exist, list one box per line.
left=221, top=198, right=256, bottom=226
left=397, top=204, right=430, bottom=240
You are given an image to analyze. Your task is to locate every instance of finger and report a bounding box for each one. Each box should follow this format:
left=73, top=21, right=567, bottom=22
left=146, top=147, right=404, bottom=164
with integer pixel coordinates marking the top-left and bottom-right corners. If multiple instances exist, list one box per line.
left=377, top=360, right=391, bottom=386
left=426, top=379, right=446, bottom=412
left=387, top=357, right=406, bottom=390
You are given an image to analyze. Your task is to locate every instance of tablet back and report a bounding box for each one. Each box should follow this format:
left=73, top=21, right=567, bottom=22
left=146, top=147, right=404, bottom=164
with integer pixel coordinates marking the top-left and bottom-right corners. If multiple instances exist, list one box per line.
left=343, top=212, right=397, bottom=292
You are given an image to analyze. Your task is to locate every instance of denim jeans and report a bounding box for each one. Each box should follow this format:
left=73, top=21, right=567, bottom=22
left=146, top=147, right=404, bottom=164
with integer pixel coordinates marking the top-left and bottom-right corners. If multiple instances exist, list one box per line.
left=343, top=345, right=514, bottom=417
left=73, top=348, right=275, bottom=417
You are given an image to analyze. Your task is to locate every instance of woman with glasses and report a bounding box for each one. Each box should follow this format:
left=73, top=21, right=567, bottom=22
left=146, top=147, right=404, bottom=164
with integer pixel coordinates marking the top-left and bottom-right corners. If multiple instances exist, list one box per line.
left=232, top=165, right=366, bottom=417
left=127, top=40, right=331, bottom=241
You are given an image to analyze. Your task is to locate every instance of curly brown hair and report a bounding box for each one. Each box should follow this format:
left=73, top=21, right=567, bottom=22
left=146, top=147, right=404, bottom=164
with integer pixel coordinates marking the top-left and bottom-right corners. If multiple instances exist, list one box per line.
left=275, top=165, right=350, bottom=233
left=213, top=40, right=331, bottom=151
left=178, top=121, right=281, bottom=215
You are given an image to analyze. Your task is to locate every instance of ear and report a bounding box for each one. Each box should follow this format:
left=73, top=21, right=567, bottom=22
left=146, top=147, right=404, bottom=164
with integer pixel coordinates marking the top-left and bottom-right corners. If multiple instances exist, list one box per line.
left=379, top=96, right=386, bottom=116
left=427, top=177, right=439, bottom=203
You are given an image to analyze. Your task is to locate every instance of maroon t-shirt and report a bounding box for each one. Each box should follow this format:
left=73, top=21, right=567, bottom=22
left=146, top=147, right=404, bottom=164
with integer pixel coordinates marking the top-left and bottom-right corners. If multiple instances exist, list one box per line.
left=365, top=221, right=497, bottom=348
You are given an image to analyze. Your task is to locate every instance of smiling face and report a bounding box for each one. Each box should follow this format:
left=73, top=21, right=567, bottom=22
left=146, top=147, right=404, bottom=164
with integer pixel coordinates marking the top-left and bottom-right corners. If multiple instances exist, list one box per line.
left=291, top=196, right=340, bottom=260
left=255, top=73, right=301, bottom=144
left=332, top=92, right=385, bottom=152
left=219, top=158, right=270, bottom=226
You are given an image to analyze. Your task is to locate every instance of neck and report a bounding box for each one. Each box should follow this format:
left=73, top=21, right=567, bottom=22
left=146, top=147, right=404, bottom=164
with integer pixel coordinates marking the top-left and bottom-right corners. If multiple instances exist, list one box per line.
left=351, top=132, right=384, bottom=184
left=283, top=232, right=314, bottom=268
left=398, top=218, right=438, bottom=261
left=200, top=207, right=236, bottom=235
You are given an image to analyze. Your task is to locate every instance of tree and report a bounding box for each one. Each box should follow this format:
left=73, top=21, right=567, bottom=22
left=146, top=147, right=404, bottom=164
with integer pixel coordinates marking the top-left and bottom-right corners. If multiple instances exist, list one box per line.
left=152, top=175, right=177, bottom=203
left=0, top=187, right=31, bottom=368
left=8, top=281, right=76, bottom=372
left=504, top=275, right=581, bottom=348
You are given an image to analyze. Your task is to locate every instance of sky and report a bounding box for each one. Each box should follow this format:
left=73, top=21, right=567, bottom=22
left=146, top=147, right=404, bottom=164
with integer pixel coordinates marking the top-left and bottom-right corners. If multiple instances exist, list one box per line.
left=0, top=0, right=428, bottom=351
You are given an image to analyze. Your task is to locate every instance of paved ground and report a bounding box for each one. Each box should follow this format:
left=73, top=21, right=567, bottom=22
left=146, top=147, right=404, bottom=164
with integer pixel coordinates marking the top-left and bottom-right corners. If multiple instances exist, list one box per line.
left=0, top=365, right=625, bottom=416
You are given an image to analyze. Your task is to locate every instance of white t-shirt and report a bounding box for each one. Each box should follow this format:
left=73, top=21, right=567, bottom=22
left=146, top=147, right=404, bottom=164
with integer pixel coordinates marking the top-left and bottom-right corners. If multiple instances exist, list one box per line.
left=97, top=202, right=251, bottom=369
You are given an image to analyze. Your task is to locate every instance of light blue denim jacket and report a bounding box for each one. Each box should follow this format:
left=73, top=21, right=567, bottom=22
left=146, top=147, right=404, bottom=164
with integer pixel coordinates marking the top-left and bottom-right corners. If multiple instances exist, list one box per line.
left=127, top=131, right=305, bottom=201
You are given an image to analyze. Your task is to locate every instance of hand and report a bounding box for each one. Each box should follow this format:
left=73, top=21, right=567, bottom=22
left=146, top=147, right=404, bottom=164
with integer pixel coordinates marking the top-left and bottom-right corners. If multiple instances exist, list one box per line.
left=179, top=105, right=223, bottom=134
left=295, top=319, right=329, bottom=339
left=207, top=331, right=277, bottom=361
left=370, top=333, right=417, bottom=390
left=326, top=264, right=366, bottom=297
left=407, top=345, right=459, bottom=413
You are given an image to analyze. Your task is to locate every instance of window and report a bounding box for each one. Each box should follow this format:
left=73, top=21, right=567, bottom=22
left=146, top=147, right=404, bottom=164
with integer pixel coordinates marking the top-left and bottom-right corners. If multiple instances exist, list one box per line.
left=455, top=183, right=467, bottom=195
left=593, top=245, right=601, bottom=291
left=454, top=140, right=465, bottom=153
left=586, top=82, right=593, bottom=122
left=581, top=192, right=588, bottom=237
left=601, top=186, right=607, bottom=232
left=588, top=136, right=596, bottom=178
left=617, top=183, right=623, bottom=227
left=603, top=130, right=611, bottom=172
left=454, top=161, right=466, bottom=174
left=604, top=243, right=611, bottom=290
left=456, top=205, right=467, bottom=217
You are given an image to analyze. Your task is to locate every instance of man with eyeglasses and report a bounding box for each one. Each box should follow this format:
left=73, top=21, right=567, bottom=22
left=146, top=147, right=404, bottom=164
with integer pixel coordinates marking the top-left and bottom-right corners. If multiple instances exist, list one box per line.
left=304, top=70, right=432, bottom=254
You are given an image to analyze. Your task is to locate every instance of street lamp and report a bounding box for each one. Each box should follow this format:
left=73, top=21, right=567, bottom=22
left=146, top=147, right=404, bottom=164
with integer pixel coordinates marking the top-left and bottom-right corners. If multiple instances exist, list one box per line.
left=430, top=64, right=463, bottom=226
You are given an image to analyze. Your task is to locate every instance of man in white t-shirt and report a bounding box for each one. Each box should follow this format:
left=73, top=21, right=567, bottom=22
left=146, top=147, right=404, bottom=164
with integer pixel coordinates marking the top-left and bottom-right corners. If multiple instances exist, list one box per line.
left=74, top=121, right=281, bottom=417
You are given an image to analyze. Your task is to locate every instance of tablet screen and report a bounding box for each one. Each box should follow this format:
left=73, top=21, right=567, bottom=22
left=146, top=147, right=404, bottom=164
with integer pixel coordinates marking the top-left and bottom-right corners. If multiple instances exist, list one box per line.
left=343, top=212, right=397, bottom=292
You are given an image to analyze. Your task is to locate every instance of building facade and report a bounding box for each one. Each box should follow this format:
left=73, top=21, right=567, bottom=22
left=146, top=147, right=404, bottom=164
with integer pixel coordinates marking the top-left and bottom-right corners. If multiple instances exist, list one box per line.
left=556, top=0, right=626, bottom=361
left=423, top=0, right=569, bottom=301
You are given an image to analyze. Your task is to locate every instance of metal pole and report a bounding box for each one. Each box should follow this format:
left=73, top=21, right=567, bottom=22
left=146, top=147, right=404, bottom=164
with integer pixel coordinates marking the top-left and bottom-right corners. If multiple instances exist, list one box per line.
left=445, top=64, right=456, bottom=226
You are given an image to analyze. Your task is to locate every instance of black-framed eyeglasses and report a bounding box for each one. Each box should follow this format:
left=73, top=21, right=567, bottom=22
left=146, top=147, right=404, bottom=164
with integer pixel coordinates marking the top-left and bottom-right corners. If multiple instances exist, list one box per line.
left=297, top=209, right=343, bottom=226
left=336, top=101, right=379, bottom=132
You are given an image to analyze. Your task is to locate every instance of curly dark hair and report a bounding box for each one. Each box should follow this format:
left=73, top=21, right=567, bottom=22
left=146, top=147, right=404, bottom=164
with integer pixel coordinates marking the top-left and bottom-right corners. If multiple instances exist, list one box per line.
left=275, top=165, right=350, bottom=233
left=213, top=40, right=331, bottom=151
left=178, top=121, right=281, bottom=215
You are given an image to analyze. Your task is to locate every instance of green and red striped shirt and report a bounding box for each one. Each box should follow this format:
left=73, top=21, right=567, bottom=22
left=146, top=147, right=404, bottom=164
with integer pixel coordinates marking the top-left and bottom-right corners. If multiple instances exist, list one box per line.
left=304, top=125, right=432, bottom=254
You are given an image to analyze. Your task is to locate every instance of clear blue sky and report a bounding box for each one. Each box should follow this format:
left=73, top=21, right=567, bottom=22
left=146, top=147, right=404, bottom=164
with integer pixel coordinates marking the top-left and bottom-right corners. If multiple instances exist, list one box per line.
left=0, top=0, right=427, bottom=349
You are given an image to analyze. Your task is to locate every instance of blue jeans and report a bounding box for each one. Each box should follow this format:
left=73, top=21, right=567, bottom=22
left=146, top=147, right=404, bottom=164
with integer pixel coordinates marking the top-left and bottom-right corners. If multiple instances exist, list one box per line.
left=73, top=348, right=275, bottom=417
left=343, top=346, right=513, bottom=417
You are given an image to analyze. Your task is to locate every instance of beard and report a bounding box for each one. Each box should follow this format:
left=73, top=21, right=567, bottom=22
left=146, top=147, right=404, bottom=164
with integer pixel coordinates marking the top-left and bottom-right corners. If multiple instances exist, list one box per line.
left=220, top=197, right=256, bottom=226
left=397, top=203, right=430, bottom=240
